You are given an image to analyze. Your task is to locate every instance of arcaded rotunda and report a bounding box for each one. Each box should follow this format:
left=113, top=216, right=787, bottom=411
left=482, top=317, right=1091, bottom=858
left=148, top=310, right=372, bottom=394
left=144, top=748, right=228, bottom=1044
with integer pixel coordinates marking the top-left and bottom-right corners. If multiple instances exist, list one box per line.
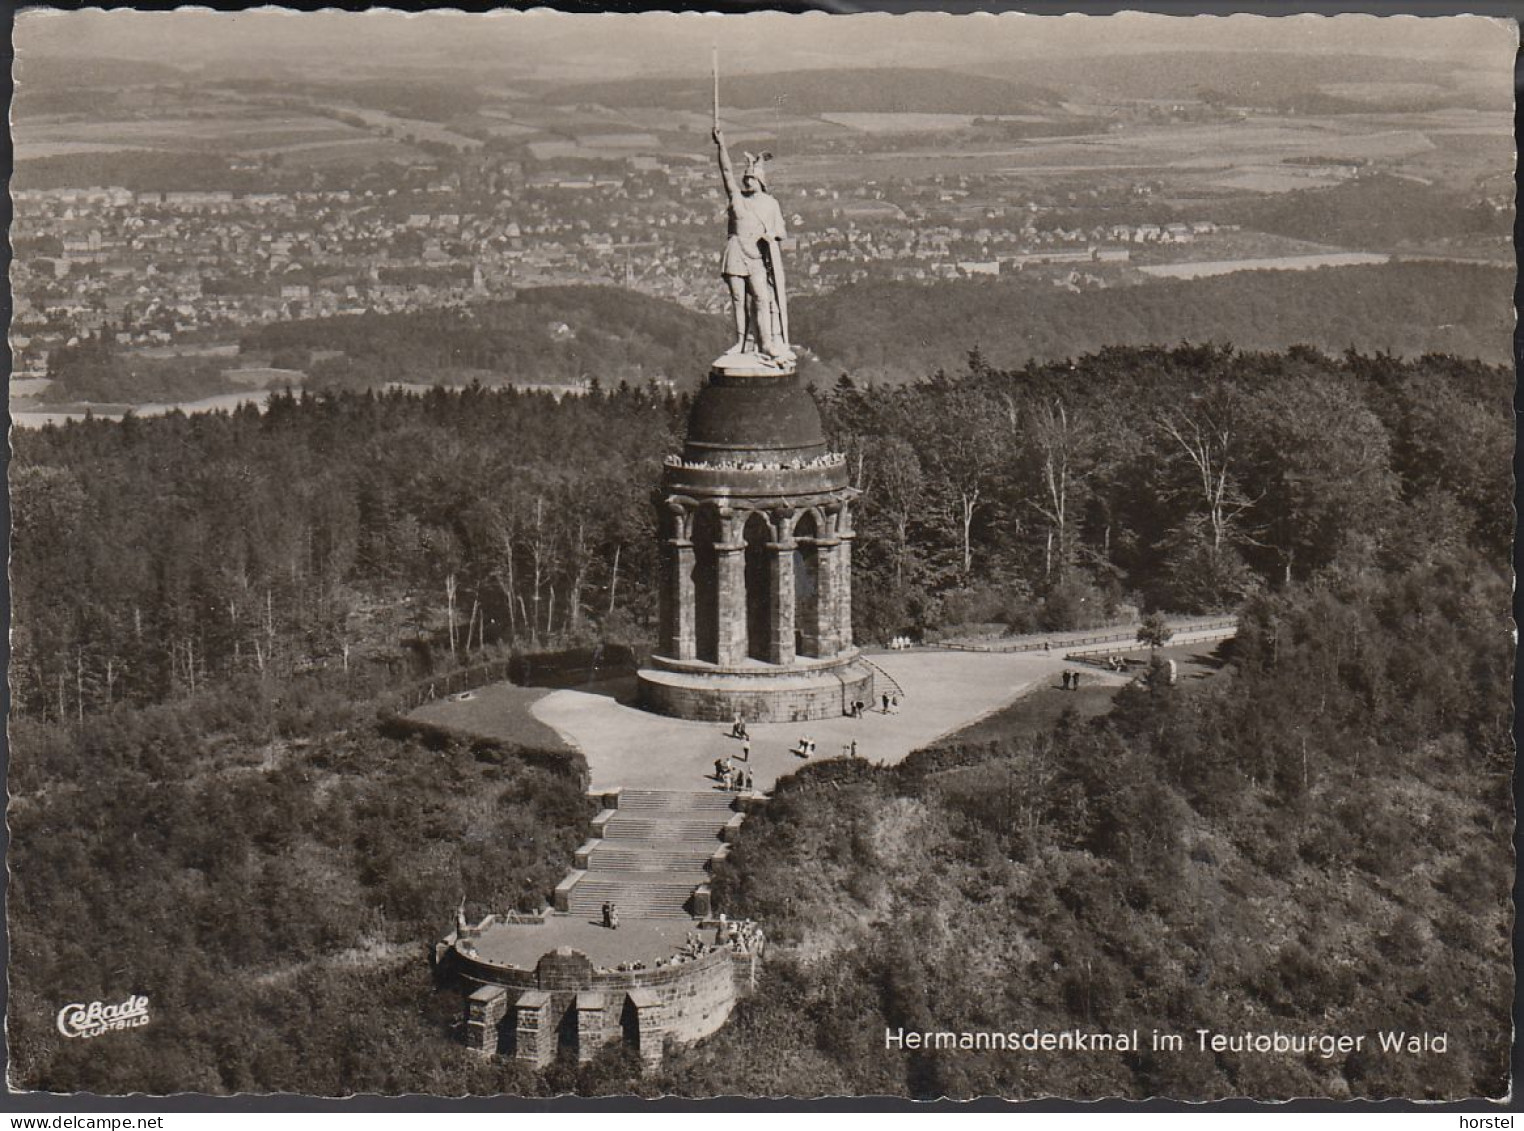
left=636, top=354, right=875, bottom=723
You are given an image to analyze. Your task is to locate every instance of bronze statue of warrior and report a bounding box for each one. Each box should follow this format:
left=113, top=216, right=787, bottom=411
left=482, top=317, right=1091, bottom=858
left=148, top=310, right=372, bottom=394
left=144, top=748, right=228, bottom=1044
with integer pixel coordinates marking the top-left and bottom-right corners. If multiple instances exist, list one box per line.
left=713, top=129, right=792, bottom=364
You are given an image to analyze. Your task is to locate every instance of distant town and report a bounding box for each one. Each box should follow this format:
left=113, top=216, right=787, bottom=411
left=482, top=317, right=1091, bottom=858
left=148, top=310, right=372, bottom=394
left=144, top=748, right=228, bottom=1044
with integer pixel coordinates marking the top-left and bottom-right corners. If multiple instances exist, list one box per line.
left=11, top=39, right=1512, bottom=408
left=14, top=145, right=1310, bottom=385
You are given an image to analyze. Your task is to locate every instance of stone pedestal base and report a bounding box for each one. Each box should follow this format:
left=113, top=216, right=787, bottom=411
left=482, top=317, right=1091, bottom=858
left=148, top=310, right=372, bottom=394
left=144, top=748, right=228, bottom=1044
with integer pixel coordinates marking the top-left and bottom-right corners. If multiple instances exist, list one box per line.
left=636, top=656, right=875, bottom=723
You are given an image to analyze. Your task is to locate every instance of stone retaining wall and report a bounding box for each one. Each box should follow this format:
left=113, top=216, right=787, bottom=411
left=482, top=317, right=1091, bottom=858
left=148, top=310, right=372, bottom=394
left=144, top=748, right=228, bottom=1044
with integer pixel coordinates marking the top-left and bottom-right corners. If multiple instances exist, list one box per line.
left=638, top=663, right=874, bottom=723
left=454, top=941, right=759, bottom=1068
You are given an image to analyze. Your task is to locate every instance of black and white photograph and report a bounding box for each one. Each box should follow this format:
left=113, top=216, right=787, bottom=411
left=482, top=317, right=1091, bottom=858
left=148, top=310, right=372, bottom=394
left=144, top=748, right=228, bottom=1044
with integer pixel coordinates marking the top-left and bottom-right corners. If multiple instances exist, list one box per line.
left=6, top=6, right=1516, bottom=1106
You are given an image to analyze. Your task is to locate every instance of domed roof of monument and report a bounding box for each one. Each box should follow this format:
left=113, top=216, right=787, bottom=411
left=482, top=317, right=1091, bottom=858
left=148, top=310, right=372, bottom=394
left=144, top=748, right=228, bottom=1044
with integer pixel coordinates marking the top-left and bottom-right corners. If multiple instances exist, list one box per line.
left=682, top=371, right=827, bottom=462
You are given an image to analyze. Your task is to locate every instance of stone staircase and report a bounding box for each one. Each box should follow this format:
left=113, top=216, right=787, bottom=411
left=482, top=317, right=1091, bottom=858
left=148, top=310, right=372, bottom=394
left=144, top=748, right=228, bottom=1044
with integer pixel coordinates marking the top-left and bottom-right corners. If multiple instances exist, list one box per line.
left=858, top=654, right=902, bottom=701
left=558, top=789, right=741, bottom=921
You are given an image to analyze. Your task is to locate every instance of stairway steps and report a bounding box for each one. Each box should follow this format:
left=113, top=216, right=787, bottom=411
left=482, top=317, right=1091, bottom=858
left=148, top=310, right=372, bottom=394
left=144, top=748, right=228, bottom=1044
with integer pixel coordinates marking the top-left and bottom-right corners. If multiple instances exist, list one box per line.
left=568, top=896, right=695, bottom=908
left=586, top=847, right=720, bottom=870
left=567, top=867, right=705, bottom=917
left=570, top=889, right=699, bottom=904
left=553, top=789, right=751, bottom=921
left=603, top=817, right=729, bottom=840
left=575, top=869, right=709, bottom=885
left=617, top=790, right=738, bottom=812
left=586, top=838, right=722, bottom=854
left=566, top=906, right=695, bottom=921
left=585, top=853, right=722, bottom=865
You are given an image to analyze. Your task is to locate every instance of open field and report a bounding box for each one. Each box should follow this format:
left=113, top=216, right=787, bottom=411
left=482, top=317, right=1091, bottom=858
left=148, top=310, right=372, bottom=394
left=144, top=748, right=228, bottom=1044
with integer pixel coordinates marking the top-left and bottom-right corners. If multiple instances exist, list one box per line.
left=1123, top=230, right=1354, bottom=267
left=310, top=103, right=484, bottom=150
left=222, top=366, right=306, bottom=387
left=15, top=114, right=368, bottom=152
left=783, top=113, right=1465, bottom=186
left=127, top=342, right=241, bottom=359
left=16, top=80, right=1506, bottom=201
left=1139, top=252, right=1389, bottom=280
left=471, top=110, right=540, bottom=138
left=1317, top=81, right=1451, bottom=103
left=1207, top=166, right=1353, bottom=193
left=10, top=390, right=276, bottom=429
left=820, top=112, right=1053, bottom=133
left=14, top=142, right=163, bottom=158
left=278, top=138, right=434, bottom=167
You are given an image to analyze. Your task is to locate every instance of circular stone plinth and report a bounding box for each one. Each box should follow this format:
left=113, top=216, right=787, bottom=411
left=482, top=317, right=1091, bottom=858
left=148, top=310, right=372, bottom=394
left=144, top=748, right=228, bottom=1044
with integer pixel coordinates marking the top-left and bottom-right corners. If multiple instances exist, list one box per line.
left=710, top=351, right=796, bottom=377
left=648, top=649, right=858, bottom=677
left=637, top=659, right=875, bottom=723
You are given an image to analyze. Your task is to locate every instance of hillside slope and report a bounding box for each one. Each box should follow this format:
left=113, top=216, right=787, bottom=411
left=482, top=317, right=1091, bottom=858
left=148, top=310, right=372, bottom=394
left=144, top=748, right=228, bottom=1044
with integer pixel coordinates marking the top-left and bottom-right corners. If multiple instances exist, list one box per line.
left=794, top=261, right=1513, bottom=384
left=548, top=67, right=1058, bottom=115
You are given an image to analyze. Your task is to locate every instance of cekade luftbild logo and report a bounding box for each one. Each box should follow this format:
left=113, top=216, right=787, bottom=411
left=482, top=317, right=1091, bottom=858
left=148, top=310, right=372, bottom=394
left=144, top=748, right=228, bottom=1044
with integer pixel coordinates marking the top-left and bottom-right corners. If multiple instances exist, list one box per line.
left=56, top=995, right=150, bottom=1038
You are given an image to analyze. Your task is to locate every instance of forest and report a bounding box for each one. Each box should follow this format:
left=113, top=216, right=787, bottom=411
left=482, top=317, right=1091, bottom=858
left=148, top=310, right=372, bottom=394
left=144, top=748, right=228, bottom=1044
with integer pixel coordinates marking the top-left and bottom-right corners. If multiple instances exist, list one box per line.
left=794, top=261, right=1514, bottom=382
left=237, top=286, right=722, bottom=393
left=1199, top=175, right=1508, bottom=251
left=8, top=677, right=591, bottom=1094
left=42, top=287, right=723, bottom=405
left=678, top=542, right=1513, bottom=1099
left=42, top=261, right=1513, bottom=412
left=7, top=341, right=1513, bottom=1097
left=13, top=345, right=1511, bottom=721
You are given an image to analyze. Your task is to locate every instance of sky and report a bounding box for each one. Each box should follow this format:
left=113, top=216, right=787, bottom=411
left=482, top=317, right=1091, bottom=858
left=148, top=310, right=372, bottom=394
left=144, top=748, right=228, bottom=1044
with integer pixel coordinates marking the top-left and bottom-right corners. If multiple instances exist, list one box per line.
left=16, top=8, right=1517, bottom=83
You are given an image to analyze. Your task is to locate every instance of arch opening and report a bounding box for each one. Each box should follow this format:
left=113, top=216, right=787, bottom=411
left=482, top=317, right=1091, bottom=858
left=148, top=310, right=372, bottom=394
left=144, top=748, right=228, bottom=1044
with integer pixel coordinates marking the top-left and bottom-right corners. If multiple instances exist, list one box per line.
left=743, top=513, right=773, bottom=663
left=794, top=511, right=821, bottom=657
left=691, top=507, right=721, bottom=664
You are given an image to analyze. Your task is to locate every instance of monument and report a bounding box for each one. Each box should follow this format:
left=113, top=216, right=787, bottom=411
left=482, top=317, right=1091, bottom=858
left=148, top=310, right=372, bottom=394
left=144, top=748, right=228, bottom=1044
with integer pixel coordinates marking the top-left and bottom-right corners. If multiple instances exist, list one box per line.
left=636, top=105, right=874, bottom=723
left=713, top=126, right=792, bottom=367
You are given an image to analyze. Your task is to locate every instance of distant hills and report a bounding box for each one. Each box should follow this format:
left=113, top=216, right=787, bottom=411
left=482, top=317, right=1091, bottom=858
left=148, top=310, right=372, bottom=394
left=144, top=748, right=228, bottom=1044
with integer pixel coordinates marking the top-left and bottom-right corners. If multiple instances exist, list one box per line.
left=14, top=53, right=188, bottom=90
left=794, top=261, right=1513, bottom=384
left=972, top=50, right=1501, bottom=111
left=545, top=52, right=1495, bottom=116
left=547, top=68, right=1061, bottom=116
left=240, top=263, right=1512, bottom=396
left=17, top=48, right=1497, bottom=121
left=241, top=286, right=726, bottom=391
left=1202, top=175, right=1508, bottom=249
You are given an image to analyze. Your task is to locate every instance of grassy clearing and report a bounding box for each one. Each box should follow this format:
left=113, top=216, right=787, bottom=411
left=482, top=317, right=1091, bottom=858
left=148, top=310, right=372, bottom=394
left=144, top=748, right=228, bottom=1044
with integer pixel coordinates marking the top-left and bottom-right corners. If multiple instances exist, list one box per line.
left=407, top=682, right=572, bottom=752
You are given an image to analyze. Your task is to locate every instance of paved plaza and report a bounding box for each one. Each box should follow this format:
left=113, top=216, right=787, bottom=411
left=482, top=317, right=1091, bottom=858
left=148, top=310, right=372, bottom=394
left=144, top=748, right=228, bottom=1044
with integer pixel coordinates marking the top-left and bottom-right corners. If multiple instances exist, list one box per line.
left=470, top=914, right=695, bottom=969
left=533, top=648, right=1092, bottom=792
left=412, top=628, right=1235, bottom=795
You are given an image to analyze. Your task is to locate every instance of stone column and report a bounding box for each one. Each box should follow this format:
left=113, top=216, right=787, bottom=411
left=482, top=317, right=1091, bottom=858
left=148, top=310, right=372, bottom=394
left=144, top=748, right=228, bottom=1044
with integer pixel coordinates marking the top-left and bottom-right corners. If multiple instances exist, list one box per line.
left=714, top=543, right=746, bottom=666
left=626, top=989, right=664, bottom=1070
left=513, top=990, right=556, bottom=1069
left=814, top=538, right=843, bottom=656
left=731, top=949, right=761, bottom=992
left=575, top=992, right=609, bottom=1063
left=465, top=984, right=509, bottom=1056
left=669, top=539, right=695, bottom=660
left=838, top=534, right=855, bottom=650
left=767, top=538, right=797, bottom=665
